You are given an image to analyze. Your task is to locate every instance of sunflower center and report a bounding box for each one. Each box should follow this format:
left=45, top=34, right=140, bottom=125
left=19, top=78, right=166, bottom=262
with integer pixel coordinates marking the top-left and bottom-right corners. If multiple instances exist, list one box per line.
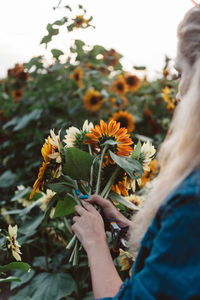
left=90, top=96, right=100, bottom=105
left=126, top=76, right=135, bottom=86
left=117, top=82, right=124, bottom=91
left=74, top=73, right=80, bottom=81
left=98, top=136, right=118, bottom=151
left=76, top=17, right=84, bottom=25
left=16, top=91, right=22, bottom=97
left=116, top=117, right=128, bottom=128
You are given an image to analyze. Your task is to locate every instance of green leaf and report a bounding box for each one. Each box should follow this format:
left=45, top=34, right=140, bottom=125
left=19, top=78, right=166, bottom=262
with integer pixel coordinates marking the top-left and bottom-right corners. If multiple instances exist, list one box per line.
left=109, top=151, right=143, bottom=179
left=109, top=192, right=139, bottom=211
left=11, top=269, right=35, bottom=290
left=40, top=35, right=52, bottom=45
left=53, top=196, right=76, bottom=218
left=0, top=276, right=21, bottom=283
left=0, top=170, right=17, bottom=188
left=51, top=49, right=64, bottom=59
left=19, top=214, right=44, bottom=235
left=132, top=140, right=141, bottom=160
left=0, top=262, right=30, bottom=273
left=63, top=147, right=93, bottom=180
left=11, top=188, right=31, bottom=202
left=13, top=109, right=42, bottom=131
left=30, top=272, right=76, bottom=300
left=53, top=17, right=67, bottom=26
left=47, top=182, right=72, bottom=194
left=134, top=65, right=146, bottom=70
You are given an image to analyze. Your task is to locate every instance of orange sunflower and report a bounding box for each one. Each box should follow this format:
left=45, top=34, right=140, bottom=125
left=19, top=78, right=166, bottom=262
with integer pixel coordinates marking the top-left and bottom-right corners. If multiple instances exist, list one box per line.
left=30, top=138, right=52, bottom=200
left=74, top=15, right=88, bottom=28
left=12, top=89, right=23, bottom=102
left=125, top=73, right=141, bottom=93
left=70, top=66, right=84, bottom=88
left=85, top=120, right=133, bottom=156
left=140, top=159, right=158, bottom=187
left=110, top=111, right=135, bottom=133
left=83, top=88, right=105, bottom=113
left=112, top=75, right=128, bottom=95
left=103, top=49, right=118, bottom=66
left=109, top=96, right=128, bottom=110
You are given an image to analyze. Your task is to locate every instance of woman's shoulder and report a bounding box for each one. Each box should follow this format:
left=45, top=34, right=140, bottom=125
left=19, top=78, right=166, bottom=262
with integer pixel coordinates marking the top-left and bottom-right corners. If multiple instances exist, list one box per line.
left=159, top=167, right=200, bottom=218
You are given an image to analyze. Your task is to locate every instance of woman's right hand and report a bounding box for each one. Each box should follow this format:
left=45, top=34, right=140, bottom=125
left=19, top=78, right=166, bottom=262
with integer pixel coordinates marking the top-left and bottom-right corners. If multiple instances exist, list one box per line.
left=87, top=194, right=132, bottom=228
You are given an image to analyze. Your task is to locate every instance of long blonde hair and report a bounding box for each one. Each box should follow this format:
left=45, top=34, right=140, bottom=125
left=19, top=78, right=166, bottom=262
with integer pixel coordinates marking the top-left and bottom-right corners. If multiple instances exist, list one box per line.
left=129, top=6, right=200, bottom=254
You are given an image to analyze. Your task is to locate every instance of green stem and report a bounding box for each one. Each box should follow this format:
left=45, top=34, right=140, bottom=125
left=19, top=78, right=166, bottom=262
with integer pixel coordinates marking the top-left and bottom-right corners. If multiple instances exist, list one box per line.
left=101, top=166, right=120, bottom=198
left=96, top=145, right=108, bottom=195
left=72, top=240, right=78, bottom=266
left=66, top=235, right=76, bottom=250
left=63, top=217, right=72, bottom=234
left=88, top=144, right=93, bottom=194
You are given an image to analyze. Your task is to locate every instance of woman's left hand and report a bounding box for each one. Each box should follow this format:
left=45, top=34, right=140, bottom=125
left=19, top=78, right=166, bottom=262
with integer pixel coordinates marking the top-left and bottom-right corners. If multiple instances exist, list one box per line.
left=71, top=200, right=107, bottom=253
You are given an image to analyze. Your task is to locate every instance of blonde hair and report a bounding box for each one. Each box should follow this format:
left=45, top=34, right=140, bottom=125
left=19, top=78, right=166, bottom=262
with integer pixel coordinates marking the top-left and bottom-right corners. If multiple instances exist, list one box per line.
left=129, top=6, right=200, bottom=254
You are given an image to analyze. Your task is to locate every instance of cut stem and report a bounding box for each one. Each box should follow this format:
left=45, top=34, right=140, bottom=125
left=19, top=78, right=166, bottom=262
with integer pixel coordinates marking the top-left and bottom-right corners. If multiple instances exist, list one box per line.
left=101, top=166, right=120, bottom=198
left=96, top=145, right=108, bottom=195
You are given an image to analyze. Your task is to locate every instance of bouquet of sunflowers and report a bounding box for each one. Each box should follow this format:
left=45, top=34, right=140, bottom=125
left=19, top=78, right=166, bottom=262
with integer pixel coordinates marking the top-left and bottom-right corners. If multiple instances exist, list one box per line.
left=30, top=119, right=156, bottom=265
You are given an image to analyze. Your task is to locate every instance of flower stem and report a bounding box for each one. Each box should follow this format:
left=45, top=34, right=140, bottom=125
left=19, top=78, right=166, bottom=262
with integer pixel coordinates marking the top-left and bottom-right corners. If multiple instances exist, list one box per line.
left=63, top=217, right=72, bottom=234
left=66, top=235, right=76, bottom=250
left=96, top=145, right=108, bottom=195
left=101, top=166, right=120, bottom=198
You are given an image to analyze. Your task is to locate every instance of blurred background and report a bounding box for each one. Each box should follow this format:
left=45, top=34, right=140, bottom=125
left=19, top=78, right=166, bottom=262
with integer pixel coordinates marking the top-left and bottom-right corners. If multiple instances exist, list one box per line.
left=0, top=0, right=193, bottom=79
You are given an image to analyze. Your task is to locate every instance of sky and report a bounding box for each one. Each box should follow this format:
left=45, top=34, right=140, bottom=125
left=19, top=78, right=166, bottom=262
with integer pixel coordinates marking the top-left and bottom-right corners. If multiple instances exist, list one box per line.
left=0, top=0, right=193, bottom=79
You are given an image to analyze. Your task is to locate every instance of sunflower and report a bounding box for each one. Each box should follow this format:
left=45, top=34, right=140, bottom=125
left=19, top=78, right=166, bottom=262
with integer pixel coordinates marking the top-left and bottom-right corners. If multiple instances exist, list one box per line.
left=110, top=111, right=135, bottom=133
left=109, top=96, right=128, bottom=110
left=162, top=86, right=171, bottom=103
left=70, top=66, right=84, bottom=88
left=8, top=64, right=29, bottom=81
left=83, top=88, right=105, bottom=113
left=101, top=162, right=129, bottom=196
left=126, top=194, right=143, bottom=207
left=112, top=75, right=128, bottom=95
left=125, top=73, right=141, bottom=93
left=29, top=161, right=49, bottom=200
left=12, top=89, right=23, bottom=102
left=140, top=159, right=158, bottom=187
left=74, top=15, right=88, bottom=28
left=30, top=139, right=52, bottom=200
left=85, top=120, right=133, bottom=156
left=103, top=49, right=118, bottom=66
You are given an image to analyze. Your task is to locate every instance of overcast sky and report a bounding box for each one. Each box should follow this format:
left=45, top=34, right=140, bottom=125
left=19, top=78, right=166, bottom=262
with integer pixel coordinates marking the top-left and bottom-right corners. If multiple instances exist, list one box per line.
left=0, top=0, right=193, bottom=79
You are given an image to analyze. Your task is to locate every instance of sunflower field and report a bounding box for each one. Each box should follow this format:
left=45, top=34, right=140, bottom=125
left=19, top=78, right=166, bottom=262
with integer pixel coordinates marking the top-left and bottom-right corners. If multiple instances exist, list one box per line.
left=0, top=1, right=179, bottom=299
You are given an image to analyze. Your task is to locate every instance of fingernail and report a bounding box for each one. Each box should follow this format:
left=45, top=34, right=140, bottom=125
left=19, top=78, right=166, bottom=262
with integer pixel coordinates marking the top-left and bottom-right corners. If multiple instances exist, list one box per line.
left=75, top=189, right=81, bottom=196
left=79, top=195, right=89, bottom=200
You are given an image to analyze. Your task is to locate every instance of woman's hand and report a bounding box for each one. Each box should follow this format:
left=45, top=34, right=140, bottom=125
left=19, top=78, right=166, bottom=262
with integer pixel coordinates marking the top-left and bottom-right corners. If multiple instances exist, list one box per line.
left=87, top=194, right=132, bottom=228
left=71, top=200, right=107, bottom=253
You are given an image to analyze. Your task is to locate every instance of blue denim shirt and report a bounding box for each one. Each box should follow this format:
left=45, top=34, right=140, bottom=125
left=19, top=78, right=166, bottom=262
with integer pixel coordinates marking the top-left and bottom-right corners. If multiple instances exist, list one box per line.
left=98, top=168, right=200, bottom=300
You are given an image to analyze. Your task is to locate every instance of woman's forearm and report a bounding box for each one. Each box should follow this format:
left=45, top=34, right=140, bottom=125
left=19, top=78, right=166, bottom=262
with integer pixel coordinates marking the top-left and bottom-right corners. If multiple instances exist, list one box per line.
left=87, top=239, right=123, bottom=299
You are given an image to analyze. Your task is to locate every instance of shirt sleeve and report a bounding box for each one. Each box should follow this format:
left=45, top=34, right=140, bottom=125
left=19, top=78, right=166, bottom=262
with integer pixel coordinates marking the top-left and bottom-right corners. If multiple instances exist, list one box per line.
left=96, top=194, right=200, bottom=300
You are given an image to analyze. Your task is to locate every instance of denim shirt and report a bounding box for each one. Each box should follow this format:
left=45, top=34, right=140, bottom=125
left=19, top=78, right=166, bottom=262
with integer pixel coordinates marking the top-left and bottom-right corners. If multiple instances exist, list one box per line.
left=98, top=168, right=200, bottom=300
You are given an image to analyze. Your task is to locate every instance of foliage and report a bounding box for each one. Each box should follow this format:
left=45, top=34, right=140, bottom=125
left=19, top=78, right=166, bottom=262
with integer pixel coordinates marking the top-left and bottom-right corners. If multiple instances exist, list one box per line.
left=0, top=1, right=179, bottom=299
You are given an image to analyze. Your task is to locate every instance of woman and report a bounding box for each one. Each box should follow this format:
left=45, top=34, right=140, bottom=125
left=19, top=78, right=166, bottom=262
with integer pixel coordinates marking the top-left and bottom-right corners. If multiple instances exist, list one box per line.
left=72, top=6, right=200, bottom=299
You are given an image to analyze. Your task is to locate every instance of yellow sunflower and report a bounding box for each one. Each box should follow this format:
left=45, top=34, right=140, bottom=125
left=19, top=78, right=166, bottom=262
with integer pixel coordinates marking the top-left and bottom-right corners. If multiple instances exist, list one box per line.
left=30, top=139, right=52, bottom=199
left=112, top=75, right=128, bottom=95
left=140, top=159, right=158, bottom=187
left=29, top=161, right=49, bottom=200
left=85, top=120, right=133, bottom=156
left=41, top=138, right=52, bottom=162
left=74, top=15, right=88, bottom=28
left=83, top=88, right=105, bottom=113
left=109, top=96, right=128, bottom=110
left=110, top=111, right=135, bottom=133
left=125, top=73, right=141, bottom=93
left=103, top=49, right=118, bottom=66
left=12, top=89, right=23, bottom=102
left=70, top=66, right=84, bottom=88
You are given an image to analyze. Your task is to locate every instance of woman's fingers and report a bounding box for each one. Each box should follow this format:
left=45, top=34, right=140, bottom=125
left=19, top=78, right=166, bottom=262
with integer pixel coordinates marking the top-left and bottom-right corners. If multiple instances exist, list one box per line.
left=72, top=216, right=79, bottom=223
left=74, top=205, right=87, bottom=216
left=88, top=194, right=111, bottom=208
